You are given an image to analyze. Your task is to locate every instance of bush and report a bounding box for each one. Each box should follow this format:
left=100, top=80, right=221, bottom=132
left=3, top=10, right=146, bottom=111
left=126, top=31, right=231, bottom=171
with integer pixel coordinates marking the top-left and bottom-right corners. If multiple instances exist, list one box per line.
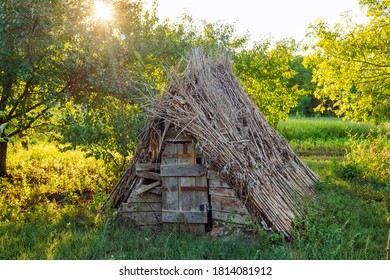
left=342, top=133, right=390, bottom=187
left=0, top=142, right=116, bottom=222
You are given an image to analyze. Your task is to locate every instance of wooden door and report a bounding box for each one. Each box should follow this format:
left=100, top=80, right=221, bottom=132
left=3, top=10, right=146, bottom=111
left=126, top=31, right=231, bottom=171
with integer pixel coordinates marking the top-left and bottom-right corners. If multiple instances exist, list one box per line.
left=161, top=141, right=209, bottom=234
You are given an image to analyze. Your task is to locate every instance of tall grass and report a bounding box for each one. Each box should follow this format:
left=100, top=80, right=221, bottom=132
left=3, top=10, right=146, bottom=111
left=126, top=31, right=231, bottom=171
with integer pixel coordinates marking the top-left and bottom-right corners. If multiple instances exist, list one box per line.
left=277, top=117, right=380, bottom=156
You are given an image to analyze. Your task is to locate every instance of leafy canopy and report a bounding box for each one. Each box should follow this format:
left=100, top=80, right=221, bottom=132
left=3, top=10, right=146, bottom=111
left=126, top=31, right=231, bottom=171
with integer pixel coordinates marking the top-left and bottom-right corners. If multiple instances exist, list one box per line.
left=305, top=0, right=390, bottom=122
left=234, top=39, right=305, bottom=127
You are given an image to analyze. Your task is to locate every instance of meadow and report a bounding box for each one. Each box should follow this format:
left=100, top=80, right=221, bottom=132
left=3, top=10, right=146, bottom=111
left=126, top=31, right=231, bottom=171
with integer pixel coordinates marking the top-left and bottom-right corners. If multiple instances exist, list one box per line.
left=0, top=117, right=389, bottom=260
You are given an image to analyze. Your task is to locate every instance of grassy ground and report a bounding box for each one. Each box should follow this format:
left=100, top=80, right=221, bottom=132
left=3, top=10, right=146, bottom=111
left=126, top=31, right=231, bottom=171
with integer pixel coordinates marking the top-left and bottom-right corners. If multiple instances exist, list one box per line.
left=277, top=117, right=381, bottom=156
left=0, top=118, right=389, bottom=260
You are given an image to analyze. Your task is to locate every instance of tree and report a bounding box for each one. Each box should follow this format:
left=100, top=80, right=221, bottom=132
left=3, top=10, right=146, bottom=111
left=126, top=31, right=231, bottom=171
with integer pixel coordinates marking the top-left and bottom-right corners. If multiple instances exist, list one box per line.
left=0, top=0, right=87, bottom=176
left=56, top=6, right=249, bottom=171
left=288, top=56, right=323, bottom=117
left=233, top=39, right=305, bottom=127
left=305, top=1, right=390, bottom=122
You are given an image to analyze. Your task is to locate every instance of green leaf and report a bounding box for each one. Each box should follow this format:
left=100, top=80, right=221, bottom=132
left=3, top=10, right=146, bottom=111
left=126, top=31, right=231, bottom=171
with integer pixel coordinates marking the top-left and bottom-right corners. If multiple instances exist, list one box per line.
left=133, top=50, right=142, bottom=61
left=0, top=123, right=7, bottom=134
left=4, top=137, right=15, bottom=145
left=0, top=138, right=7, bottom=143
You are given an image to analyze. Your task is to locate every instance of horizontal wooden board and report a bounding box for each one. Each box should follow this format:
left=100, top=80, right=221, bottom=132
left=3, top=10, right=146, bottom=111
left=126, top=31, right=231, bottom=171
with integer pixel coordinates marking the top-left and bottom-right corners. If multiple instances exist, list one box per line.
left=208, top=179, right=231, bottom=188
left=180, top=186, right=208, bottom=192
left=164, top=137, right=194, bottom=143
left=212, top=211, right=250, bottom=225
left=209, top=187, right=236, bottom=197
left=210, top=195, right=249, bottom=215
left=149, top=187, right=162, bottom=195
left=160, top=165, right=206, bottom=177
left=207, top=170, right=220, bottom=180
left=135, top=163, right=160, bottom=171
left=162, top=210, right=208, bottom=224
left=122, top=202, right=161, bottom=212
left=135, top=180, right=161, bottom=195
left=161, top=153, right=202, bottom=159
left=121, top=211, right=162, bottom=226
left=161, top=186, right=208, bottom=192
left=127, top=191, right=162, bottom=203
left=137, top=171, right=161, bottom=181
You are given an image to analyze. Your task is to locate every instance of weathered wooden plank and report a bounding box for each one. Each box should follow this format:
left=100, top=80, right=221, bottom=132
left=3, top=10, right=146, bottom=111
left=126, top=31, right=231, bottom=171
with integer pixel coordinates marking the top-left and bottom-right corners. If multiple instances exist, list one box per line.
left=121, top=211, right=162, bottom=226
left=193, top=175, right=208, bottom=211
left=122, top=202, right=161, bottom=212
left=209, top=187, right=236, bottom=197
left=127, top=191, right=162, bottom=203
left=161, top=143, right=178, bottom=212
left=208, top=179, right=231, bottom=188
left=165, top=137, right=194, bottom=143
left=177, top=143, right=192, bottom=212
left=212, top=211, right=250, bottom=225
left=162, top=177, right=178, bottom=210
left=162, top=186, right=208, bottom=192
left=207, top=170, right=220, bottom=180
left=149, top=187, right=162, bottom=195
left=160, top=165, right=206, bottom=177
left=161, top=153, right=203, bottom=159
left=135, top=180, right=161, bottom=195
left=135, top=163, right=160, bottom=171
left=137, top=171, right=161, bottom=181
left=180, top=186, right=208, bottom=192
left=210, top=195, right=249, bottom=215
left=162, top=210, right=208, bottom=224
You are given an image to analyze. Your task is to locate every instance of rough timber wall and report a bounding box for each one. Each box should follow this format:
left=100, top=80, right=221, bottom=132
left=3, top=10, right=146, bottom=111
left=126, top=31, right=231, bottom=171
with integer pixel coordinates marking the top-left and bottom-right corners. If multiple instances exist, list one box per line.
left=207, top=170, right=250, bottom=226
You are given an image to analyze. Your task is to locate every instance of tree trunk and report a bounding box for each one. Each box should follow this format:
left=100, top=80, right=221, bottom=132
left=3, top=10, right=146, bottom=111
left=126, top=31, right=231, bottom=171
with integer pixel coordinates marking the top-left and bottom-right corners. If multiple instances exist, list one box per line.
left=0, top=141, right=8, bottom=177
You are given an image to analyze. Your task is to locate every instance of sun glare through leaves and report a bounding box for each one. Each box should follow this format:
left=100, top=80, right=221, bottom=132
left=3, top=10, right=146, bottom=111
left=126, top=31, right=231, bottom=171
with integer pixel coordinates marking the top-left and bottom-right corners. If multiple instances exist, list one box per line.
left=94, top=1, right=113, bottom=21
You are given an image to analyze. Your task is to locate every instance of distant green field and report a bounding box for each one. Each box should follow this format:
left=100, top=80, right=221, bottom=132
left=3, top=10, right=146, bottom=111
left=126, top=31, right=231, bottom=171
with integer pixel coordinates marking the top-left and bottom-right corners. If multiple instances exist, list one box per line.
left=278, top=117, right=384, bottom=156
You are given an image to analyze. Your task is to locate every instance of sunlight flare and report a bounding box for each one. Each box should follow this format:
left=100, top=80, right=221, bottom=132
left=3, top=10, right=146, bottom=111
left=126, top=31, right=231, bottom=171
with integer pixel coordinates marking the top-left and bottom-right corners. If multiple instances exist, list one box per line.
left=94, top=1, right=113, bottom=21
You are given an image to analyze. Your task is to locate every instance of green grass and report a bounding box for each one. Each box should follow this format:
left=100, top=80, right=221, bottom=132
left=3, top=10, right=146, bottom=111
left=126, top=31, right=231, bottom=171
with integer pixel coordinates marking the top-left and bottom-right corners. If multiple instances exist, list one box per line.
left=0, top=118, right=389, bottom=260
left=277, top=117, right=382, bottom=156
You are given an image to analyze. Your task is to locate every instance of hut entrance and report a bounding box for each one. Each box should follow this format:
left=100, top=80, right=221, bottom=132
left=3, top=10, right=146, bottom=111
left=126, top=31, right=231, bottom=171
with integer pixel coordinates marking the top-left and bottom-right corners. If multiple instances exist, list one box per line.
left=160, top=138, right=210, bottom=234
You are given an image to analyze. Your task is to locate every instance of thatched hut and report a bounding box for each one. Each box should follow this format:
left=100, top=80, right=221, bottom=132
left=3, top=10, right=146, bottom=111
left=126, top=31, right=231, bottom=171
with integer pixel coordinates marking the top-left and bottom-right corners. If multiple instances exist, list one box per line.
left=106, top=49, right=318, bottom=238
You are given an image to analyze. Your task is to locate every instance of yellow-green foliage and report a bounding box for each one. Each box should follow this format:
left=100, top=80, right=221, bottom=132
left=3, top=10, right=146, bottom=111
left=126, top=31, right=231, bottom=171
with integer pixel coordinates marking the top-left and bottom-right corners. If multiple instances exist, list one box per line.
left=345, top=133, right=390, bottom=186
left=0, top=142, right=116, bottom=221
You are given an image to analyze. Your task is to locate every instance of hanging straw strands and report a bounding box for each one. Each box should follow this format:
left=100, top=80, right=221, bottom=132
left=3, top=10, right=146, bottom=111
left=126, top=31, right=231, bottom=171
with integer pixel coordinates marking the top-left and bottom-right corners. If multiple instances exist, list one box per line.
left=106, top=49, right=318, bottom=238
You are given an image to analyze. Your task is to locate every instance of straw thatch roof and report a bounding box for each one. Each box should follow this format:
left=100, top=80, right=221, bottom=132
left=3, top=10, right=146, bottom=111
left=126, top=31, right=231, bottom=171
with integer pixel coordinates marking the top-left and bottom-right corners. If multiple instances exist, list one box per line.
left=106, top=49, right=318, bottom=238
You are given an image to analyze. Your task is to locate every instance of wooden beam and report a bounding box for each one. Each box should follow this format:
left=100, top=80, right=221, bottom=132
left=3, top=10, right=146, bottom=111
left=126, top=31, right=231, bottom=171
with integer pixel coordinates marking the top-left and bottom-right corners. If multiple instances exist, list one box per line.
left=207, top=170, right=220, bottom=180
left=135, top=180, right=161, bottom=195
left=210, top=195, right=249, bottom=215
left=137, top=171, right=161, bottom=181
left=208, top=179, right=231, bottom=188
left=127, top=191, right=162, bottom=203
left=165, top=137, right=194, bottom=143
left=162, top=210, right=208, bottom=224
left=135, top=163, right=160, bottom=171
left=149, top=187, right=162, bottom=195
left=121, top=212, right=162, bottom=226
left=209, top=187, right=236, bottom=197
left=160, top=165, right=206, bottom=177
left=122, top=202, right=161, bottom=212
left=212, top=211, right=250, bottom=225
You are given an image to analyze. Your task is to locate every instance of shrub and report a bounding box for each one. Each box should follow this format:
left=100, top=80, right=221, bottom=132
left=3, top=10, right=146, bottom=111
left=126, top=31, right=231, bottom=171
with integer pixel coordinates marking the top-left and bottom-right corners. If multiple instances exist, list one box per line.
left=343, top=133, right=390, bottom=187
left=0, top=142, right=117, bottom=221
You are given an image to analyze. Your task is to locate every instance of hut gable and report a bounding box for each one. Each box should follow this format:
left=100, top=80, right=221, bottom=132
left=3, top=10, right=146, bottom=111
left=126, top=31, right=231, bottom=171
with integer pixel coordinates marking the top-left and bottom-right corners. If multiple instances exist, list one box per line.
left=106, top=49, right=319, bottom=238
